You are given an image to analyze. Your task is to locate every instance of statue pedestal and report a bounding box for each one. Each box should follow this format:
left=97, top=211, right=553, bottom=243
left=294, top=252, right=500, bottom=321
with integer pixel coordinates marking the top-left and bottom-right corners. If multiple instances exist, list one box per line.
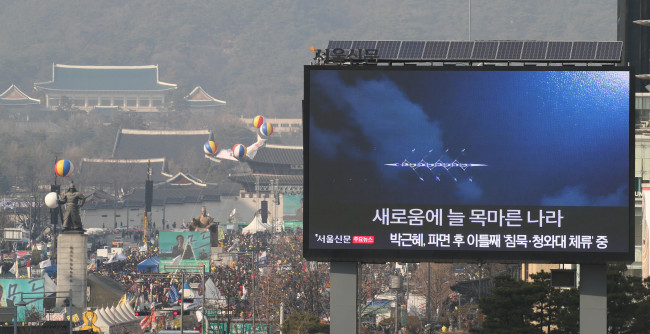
left=56, top=232, right=88, bottom=315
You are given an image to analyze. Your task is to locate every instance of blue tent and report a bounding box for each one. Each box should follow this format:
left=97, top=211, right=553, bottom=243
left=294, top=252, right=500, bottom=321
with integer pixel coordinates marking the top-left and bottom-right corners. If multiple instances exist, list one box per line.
left=136, top=256, right=159, bottom=273
left=43, top=265, right=57, bottom=277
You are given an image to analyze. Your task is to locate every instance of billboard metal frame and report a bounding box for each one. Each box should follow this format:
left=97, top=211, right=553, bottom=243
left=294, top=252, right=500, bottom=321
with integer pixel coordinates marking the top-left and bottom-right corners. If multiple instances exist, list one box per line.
left=303, top=64, right=634, bottom=264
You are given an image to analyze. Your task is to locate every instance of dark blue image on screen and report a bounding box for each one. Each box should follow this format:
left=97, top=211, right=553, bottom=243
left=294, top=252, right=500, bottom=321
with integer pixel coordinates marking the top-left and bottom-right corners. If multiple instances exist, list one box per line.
left=309, top=70, right=629, bottom=208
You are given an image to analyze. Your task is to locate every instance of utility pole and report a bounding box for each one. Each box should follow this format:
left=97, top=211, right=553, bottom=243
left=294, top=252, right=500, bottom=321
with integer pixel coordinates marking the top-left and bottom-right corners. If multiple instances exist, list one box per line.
left=180, top=271, right=184, bottom=334
left=252, top=251, right=256, bottom=334
left=458, top=293, right=462, bottom=332
left=68, top=289, right=73, bottom=334
left=468, top=0, right=472, bottom=40
left=427, top=263, right=431, bottom=323
left=202, top=264, right=206, bottom=334
left=279, top=302, right=284, bottom=334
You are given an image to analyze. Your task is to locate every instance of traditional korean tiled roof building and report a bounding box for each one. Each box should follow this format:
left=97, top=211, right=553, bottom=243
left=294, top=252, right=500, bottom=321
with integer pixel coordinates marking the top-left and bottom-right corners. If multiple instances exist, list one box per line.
left=34, top=64, right=176, bottom=112
left=124, top=171, right=241, bottom=207
left=184, top=86, right=226, bottom=110
left=77, top=157, right=171, bottom=189
left=80, top=170, right=243, bottom=230
left=73, top=128, right=214, bottom=192
left=0, top=84, right=40, bottom=106
left=229, top=143, right=303, bottom=194
left=112, top=129, right=210, bottom=169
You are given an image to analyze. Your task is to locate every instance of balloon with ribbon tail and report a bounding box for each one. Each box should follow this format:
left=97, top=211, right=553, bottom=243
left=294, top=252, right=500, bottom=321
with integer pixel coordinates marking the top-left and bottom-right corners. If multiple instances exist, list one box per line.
left=260, top=122, right=273, bottom=136
left=232, top=144, right=247, bottom=159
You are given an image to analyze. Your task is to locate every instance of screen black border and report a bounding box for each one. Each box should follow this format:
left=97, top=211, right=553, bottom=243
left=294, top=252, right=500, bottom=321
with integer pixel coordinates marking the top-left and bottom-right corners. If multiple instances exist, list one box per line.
left=303, top=64, right=634, bottom=264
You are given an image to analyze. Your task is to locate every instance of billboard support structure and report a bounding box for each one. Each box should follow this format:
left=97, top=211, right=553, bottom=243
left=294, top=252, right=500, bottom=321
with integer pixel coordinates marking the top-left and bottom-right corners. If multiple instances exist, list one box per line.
left=579, top=264, right=606, bottom=334
left=330, top=262, right=357, bottom=334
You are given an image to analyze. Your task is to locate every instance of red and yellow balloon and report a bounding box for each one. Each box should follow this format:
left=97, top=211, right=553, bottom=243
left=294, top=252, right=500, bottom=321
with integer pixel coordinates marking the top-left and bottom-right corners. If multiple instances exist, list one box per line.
left=253, top=115, right=264, bottom=128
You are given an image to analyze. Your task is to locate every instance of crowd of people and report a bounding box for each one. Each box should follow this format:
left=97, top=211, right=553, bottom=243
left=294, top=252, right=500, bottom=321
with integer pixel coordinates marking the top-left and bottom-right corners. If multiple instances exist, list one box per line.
left=90, top=227, right=329, bottom=332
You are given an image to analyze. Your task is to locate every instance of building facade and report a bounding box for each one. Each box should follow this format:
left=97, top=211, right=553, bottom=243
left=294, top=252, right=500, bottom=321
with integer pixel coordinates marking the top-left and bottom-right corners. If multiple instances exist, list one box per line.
left=34, top=64, right=176, bottom=112
left=228, top=143, right=303, bottom=194
left=241, top=117, right=302, bottom=136
left=618, top=0, right=650, bottom=92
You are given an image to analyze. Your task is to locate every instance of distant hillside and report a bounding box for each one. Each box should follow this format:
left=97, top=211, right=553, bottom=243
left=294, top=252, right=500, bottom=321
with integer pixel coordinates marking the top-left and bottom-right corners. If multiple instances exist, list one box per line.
left=0, top=0, right=616, bottom=118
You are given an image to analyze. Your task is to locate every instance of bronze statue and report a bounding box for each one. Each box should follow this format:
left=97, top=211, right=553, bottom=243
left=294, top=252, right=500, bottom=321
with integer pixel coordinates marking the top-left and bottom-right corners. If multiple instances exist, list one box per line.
left=190, top=206, right=216, bottom=231
left=58, top=183, right=87, bottom=232
left=190, top=206, right=219, bottom=246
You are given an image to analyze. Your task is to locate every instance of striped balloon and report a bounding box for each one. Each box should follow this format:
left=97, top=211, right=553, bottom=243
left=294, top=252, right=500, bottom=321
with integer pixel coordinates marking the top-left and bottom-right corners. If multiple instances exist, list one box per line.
left=253, top=115, right=264, bottom=128
left=232, top=144, right=247, bottom=159
left=260, top=122, right=273, bottom=136
left=204, top=140, right=218, bottom=156
left=54, top=160, right=74, bottom=177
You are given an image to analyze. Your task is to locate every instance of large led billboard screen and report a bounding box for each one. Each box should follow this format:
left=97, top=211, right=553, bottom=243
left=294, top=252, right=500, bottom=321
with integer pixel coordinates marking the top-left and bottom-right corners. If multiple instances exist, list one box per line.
left=304, top=66, right=633, bottom=263
left=159, top=231, right=211, bottom=272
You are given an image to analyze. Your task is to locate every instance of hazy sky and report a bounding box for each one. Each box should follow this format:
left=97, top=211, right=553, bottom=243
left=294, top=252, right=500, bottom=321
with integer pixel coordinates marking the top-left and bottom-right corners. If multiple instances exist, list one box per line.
left=0, top=0, right=620, bottom=118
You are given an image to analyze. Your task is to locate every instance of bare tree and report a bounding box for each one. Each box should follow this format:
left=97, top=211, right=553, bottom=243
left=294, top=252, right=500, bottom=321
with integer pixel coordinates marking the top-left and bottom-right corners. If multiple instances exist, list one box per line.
left=410, top=263, right=456, bottom=323
left=358, top=263, right=393, bottom=328
left=254, top=268, right=285, bottom=332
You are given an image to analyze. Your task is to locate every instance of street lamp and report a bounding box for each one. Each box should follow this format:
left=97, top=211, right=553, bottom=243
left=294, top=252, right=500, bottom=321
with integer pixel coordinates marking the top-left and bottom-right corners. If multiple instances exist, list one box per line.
left=164, top=264, right=206, bottom=334
left=14, top=300, right=28, bottom=334
left=13, top=301, right=23, bottom=334
left=468, top=0, right=472, bottom=40
left=389, top=275, right=402, bottom=334
left=13, top=292, right=71, bottom=334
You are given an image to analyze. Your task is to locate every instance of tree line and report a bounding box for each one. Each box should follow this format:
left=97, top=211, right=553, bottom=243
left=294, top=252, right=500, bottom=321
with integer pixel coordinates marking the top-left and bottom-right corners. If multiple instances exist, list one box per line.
left=476, top=264, right=650, bottom=334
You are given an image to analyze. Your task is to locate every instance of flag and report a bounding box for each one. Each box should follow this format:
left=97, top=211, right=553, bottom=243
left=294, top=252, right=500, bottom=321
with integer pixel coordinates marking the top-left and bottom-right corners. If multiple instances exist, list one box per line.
left=2, top=198, right=14, bottom=210
left=39, top=259, right=52, bottom=269
left=139, top=244, right=148, bottom=252
left=182, top=281, right=194, bottom=300
left=118, top=293, right=127, bottom=305
left=44, top=275, right=57, bottom=296
left=171, top=254, right=182, bottom=266
left=229, top=208, right=236, bottom=217
left=139, top=315, right=152, bottom=329
left=106, top=253, right=117, bottom=264
left=215, top=149, right=238, bottom=161
left=196, top=308, right=203, bottom=323
left=246, top=135, right=267, bottom=159
left=87, top=258, right=97, bottom=271
left=204, top=279, right=220, bottom=300
left=169, top=283, right=180, bottom=302
left=151, top=309, right=156, bottom=330
left=9, top=262, right=16, bottom=274
left=257, top=251, right=268, bottom=265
